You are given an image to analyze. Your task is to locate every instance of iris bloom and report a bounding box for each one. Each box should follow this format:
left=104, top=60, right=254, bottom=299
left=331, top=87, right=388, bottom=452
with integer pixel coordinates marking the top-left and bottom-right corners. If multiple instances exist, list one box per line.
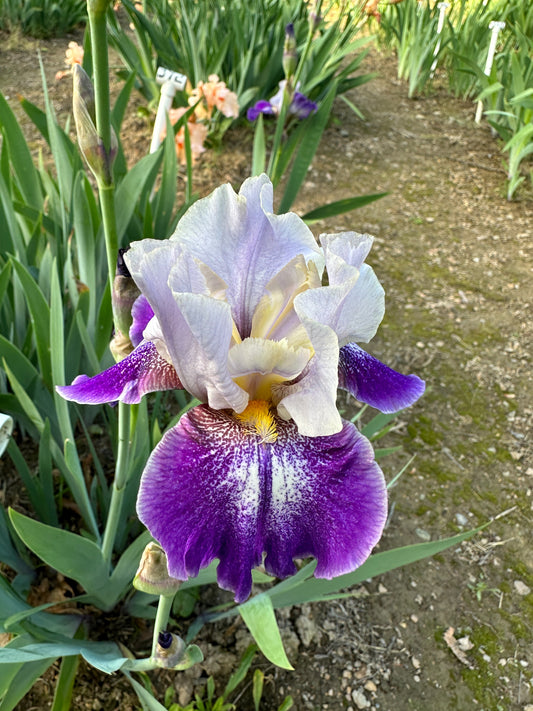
left=55, top=41, right=84, bottom=81
left=247, top=81, right=317, bottom=122
left=189, top=74, right=240, bottom=120
left=58, top=175, right=424, bottom=602
left=165, top=108, right=208, bottom=165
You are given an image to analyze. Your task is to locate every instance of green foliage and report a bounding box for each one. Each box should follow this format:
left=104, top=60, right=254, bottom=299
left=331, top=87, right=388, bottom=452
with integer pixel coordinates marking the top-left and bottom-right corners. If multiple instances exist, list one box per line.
left=248, top=2, right=378, bottom=215
left=483, top=31, right=533, bottom=199
left=379, top=0, right=450, bottom=97
left=378, top=0, right=533, bottom=198
left=108, top=0, right=308, bottom=107
left=0, top=0, right=87, bottom=38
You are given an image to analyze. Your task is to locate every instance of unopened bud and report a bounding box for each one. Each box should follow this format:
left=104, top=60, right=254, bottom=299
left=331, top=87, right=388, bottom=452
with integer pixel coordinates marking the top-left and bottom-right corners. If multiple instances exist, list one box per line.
left=133, top=542, right=181, bottom=596
left=110, top=248, right=141, bottom=362
left=72, top=64, right=117, bottom=185
left=153, top=631, right=186, bottom=668
left=282, top=23, right=297, bottom=80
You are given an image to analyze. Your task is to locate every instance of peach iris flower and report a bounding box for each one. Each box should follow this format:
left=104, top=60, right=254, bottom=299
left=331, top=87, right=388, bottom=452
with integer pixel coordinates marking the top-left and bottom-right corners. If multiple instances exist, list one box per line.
left=189, top=74, right=239, bottom=120
left=165, top=108, right=208, bottom=165
left=55, top=41, right=84, bottom=81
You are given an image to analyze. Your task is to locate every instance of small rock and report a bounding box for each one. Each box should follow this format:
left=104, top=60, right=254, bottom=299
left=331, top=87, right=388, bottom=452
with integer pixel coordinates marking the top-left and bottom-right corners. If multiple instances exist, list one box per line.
left=296, top=614, right=318, bottom=647
left=364, top=681, right=377, bottom=692
left=351, top=689, right=370, bottom=709
left=378, top=583, right=388, bottom=593
left=415, top=528, right=431, bottom=541
left=457, top=636, right=474, bottom=652
left=455, top=513, right=468, bottom=526
left=514, top=580, right=531, bottom=596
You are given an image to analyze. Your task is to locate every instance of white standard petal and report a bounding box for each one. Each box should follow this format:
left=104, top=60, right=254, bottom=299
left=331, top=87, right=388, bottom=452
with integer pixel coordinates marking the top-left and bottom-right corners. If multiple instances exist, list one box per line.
left=294, top=232, right=385, bottom=346
left=171, top=292, right=249, bottom=412
left=320, top=232, right=374, bottom=284
left=250, top=255, right=321, bottom=341
left=169, top=175, right=323, bottom=337
left=125, top=238, right=245, bottom=408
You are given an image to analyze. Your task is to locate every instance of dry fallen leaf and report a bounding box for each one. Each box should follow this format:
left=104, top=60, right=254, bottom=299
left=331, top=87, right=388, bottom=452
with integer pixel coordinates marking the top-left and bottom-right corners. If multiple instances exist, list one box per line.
left=443, top=627, right=475, bottom=669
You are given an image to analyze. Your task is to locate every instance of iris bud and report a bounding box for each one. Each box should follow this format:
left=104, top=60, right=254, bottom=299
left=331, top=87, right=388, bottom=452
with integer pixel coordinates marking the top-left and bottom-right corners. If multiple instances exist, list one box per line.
left=133, top=542, right=182, bottom=596
left=153, top=631, right=186, bottom=668
left=282, top=23, right=297, bottom=80
left=110, top=248, right=141, bottom=362
left=72, top=64, right=117, bottom=185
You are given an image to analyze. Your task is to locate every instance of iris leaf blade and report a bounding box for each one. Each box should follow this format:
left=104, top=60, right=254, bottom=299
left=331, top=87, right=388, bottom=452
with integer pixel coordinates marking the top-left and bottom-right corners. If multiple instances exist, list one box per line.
left=10, top=259, right=52, bottom=389
left=269, top=527, right=485, bottom=608
left=8, top=509, right=107, bottom=597
left=302, top=193, right=388, bottom=224
left=238, top=594, right=293, bottom=670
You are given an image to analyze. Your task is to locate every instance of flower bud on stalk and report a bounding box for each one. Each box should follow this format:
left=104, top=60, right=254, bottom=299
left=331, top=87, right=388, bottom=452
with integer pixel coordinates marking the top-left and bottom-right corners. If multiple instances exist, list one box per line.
left=282, top=23, right=297, bottom=81
left=110, top=248, right=141, bottom=362
left=133, top=542, right=182, bottom=596
left=72, top=64, right=117, bottom=186
left=154, top=631, right=186, bottom=668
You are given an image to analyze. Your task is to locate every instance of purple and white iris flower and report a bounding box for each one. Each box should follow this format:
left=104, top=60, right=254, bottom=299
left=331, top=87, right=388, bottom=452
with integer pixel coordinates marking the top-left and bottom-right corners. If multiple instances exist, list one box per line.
left=247, top=81, right=317, bottom=122
left=58, top=175, right=424, bottom=602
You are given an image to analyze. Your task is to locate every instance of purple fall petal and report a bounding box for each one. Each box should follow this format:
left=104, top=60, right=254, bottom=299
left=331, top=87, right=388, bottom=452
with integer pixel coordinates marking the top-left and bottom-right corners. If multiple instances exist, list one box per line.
left=338, top=343, right=425, bottom=413
left=290, top=92, right=317, bottom=119
left=130, top=295, right=154, bottom=347
left=136, top=405, right=387, bottom=603
left=56, top=341, right=183, bottom=405
left=247, top=100, right=276, bottom=121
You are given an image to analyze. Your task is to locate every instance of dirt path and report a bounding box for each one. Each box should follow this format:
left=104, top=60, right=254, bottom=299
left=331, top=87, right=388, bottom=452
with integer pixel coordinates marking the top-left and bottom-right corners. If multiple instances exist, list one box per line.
left=282, top=47, right=533, bottom=711
left=1, top=34, right=532, bottom=711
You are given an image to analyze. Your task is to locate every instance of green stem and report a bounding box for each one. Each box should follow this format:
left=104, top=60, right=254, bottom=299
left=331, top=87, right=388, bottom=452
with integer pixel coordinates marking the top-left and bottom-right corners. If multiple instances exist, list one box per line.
left=99, top=184, right=118, bottom=299
left=266, top=86, right=291, bottom=183
left=87, top=2, right=137, bottom=567
left=87, top=0, right=119, bottom=299
left=151, top=594, right=175, bottom=658
left=293, top=0, right=322, bottom=90
left=268, top=0, right=323, bottom=183
left=101, top=403, right=137, bottom=569
left=88, top=2, right=112, bottom=158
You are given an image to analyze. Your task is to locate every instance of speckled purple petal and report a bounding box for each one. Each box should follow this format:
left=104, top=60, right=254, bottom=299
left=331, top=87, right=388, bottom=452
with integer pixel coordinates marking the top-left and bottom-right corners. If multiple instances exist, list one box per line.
left=130, top=295, right=154, bottom=347
left=136, top=405, right=387, bottom=602
left=56, top=341, right=183, bottom=405
left=338, top=343, right=425, bottom=413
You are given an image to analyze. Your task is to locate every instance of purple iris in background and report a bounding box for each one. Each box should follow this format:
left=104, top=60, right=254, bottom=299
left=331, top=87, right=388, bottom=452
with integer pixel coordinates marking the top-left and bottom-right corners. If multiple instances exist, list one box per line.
left=58, top=175, right=424, bottom=602
left=247, top=81, right=317, bottom=122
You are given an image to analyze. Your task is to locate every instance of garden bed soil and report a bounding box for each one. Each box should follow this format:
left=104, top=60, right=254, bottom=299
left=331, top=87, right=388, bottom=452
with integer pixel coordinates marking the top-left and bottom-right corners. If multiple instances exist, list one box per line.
left=0, top=28, right=532, bottom=711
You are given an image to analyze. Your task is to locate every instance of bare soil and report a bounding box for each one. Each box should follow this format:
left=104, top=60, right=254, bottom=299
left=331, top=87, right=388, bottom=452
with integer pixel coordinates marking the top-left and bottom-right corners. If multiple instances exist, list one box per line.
left=0, top=29, right=532, bottom=711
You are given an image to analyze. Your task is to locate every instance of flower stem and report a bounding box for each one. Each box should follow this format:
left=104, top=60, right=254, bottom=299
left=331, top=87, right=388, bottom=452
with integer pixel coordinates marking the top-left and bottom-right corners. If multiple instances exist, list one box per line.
left=101, top=403, right=137, bottom=569
left=86, top=1, right=137, bottom=566
left=87, top=0, right=118, bottom=299
left=266, top=87, right=291, bottom=183
left=151, top=594, right=175, bottom=658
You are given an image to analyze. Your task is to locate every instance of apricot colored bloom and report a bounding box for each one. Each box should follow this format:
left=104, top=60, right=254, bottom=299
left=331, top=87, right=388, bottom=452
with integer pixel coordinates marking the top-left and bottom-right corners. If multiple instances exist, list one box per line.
left=165, top=108, right=208, bottom=164
left=55, top=41, right=84, bottom=81
left=58, top=176, right=424, bottom=602
left=189, top=74, right=239, bottom=120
